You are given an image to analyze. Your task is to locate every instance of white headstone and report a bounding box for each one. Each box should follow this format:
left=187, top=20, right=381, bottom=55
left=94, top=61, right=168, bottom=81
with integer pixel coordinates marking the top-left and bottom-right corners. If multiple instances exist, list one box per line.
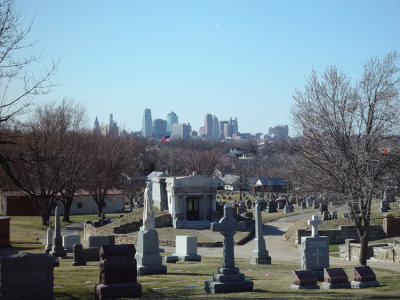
left=173, top=235, right=201, bottom=261
left=62, top=235, right=81, bottom=252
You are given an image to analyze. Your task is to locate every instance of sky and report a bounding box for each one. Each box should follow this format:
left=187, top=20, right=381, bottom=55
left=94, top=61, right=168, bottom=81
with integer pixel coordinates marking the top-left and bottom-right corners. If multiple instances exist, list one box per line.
left=16, top=0, right=400, bottom=135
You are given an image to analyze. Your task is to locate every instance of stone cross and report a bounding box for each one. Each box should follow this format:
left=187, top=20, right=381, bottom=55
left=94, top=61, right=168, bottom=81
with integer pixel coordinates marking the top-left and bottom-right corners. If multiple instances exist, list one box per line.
left=211, top=205, right=245, bottom=268
left=308, top=215, right=322, bottom=237
left=312, top=247, right=323, bottom=265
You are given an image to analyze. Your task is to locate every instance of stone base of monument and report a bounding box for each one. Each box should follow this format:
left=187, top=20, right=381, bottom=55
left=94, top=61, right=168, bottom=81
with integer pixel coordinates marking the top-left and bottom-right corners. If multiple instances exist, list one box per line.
left=135, top=228, right=167, bottom=276
left=205, top=267, right=253, bottom=294
left=49, top=245, right=66, bottom=258
left=164, top=255, right=179, bottom=263
left=175, top=254, right=202, bottom=262
left=311, top=270, right=324, bottom=281
left=290, top=284, right=320, bottom=289
left=94, top=283, right=142, bottom=300
left=250, top=256, right=271, bottom=265
left=322, top=282, right=351, bottom=289
left=137, top=264, right=167, bottom=276
left=351, top=280, right=380, bottom=288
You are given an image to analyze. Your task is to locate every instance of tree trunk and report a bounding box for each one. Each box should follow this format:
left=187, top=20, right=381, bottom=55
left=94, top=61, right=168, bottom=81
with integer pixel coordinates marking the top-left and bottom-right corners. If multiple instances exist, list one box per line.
left=359, top=234, right=369, bottom=265
left=97, top=200, right=103, bottom=217
left=62, top=199, right=72, bottom=222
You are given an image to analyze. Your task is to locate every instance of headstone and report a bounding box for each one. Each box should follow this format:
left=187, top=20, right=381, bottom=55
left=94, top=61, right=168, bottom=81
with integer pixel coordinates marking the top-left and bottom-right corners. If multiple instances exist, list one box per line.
left=322, top=211, right=330, bottom=221
left=290, top=270, right=319, bottom=289
left=331, top=211, right=338, bottom=219
left=50, top=204, right=66, bottom=258
left=251, top=204, right=271, bottom=264
left=205, top=205, right=253, bottom=293
left=278, top=201, right=285, bottom=210
left=266, top=199, right=277, bottom=213
left=321, top=268, right=351, bottom=289
left=0, top=253, right=54, bottom=300
left=72, top=243, right=86, bottom=266
left=135, top=182, right=167, bottom=276
left=95, top=244, right=142, bottom=299
left=284, top=204, right=294, bottom=213
left=332, top=199, right=339, bottom=206
left=0, top=217, right=11, bottom=249
left=173, top=236, right=201, bottom=261
left=301, top=215, right=329, bottom=280
left=88, top=235, right=115, bottom=248
left=45, top=221, right=53, bottom=254
left=351, top=266, right=379, bottom=288
left=301, top=201, right=307, bottom=209
left=379, top=200, right=390, bottom=212
left=63, top=234, right=81, bottom=252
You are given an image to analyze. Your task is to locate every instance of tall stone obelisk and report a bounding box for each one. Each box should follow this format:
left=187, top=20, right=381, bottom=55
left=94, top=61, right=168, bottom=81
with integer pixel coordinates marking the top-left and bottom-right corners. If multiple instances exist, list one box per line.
left=251, top=203, right=271, bottom=264
left=50, top=204, right=66, bottom=257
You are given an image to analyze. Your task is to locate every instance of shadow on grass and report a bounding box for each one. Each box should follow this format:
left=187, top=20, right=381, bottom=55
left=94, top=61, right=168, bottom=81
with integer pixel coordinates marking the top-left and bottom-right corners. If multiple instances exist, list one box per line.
left=11, top=243, right=43, bottom=252
left=166, top=272, right=209, bottom=276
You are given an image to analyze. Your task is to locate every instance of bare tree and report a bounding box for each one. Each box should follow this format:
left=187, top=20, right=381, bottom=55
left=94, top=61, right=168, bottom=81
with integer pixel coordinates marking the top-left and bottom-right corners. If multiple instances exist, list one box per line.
left=291, top=51, right=400, bottom=265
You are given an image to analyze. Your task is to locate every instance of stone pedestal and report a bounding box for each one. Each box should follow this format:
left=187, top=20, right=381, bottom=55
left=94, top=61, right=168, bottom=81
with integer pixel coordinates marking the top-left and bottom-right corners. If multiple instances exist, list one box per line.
left=251, top=203, right=271, bottom=265
left=49, top=205, right=66, bottom=258
left=135, top=228, right=167, bottom=276
left=205, top=267, right=253, bottom=293
left=173, top=235, right=201, bottom=261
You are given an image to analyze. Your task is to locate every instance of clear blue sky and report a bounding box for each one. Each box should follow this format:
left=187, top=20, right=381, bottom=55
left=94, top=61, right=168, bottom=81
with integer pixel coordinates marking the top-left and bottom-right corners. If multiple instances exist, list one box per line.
left=17, top=0, right=400, bottom=135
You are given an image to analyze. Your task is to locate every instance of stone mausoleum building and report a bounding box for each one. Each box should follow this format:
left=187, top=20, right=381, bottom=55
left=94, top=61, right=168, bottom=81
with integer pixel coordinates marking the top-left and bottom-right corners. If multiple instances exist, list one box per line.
left=151, top=173, right=218, bottom=229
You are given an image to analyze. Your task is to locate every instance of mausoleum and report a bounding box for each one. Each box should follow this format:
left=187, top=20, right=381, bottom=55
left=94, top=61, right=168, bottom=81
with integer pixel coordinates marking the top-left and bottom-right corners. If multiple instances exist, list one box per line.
left=152, top=173, right=218, bottom=229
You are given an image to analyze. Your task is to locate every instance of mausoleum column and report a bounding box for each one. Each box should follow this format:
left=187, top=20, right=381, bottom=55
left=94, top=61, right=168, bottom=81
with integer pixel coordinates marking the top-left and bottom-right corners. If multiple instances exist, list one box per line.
left=202, top=194, right=207, bottom=220
left=183, top=194, right=187, bottom=221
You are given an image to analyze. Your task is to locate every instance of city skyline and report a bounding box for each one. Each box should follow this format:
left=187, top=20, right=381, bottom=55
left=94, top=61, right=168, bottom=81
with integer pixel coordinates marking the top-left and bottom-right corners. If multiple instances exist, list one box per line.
left=16, top=1, right=400, bottom=134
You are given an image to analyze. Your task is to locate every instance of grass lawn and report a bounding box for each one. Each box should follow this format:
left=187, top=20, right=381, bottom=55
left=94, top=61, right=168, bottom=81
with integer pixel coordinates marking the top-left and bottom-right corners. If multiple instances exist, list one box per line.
left=50, top=252, right=400, bottom=299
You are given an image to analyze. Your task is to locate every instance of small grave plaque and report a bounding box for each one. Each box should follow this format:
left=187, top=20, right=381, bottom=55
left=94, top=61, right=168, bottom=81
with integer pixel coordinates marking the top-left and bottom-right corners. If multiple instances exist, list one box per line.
left=324, top=268, right=348, bottom=283
left=353, top=266, right=376, bottom=282
left=293, top=270, right=317, bottom=286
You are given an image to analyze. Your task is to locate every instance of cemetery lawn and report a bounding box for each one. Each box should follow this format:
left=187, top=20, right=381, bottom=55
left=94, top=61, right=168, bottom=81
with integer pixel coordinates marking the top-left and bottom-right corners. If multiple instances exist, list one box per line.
left=48, top=253, right=400, bottom=299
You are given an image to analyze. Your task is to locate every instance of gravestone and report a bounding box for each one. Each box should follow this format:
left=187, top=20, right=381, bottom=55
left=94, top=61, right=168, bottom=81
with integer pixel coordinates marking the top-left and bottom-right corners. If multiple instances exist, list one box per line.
left=0, top=253, right=54, bottom=300
left=135, top=182, right=167, bottom=276
left=290, top=269, right=319, bottom=289
left=50, top=204, right=66, bottom=258
left=277, top=201, right=285, bottom=210
left=173, top=235, right=201, bottom=261
left=331, top=211, right=338, bottom=219
left=301, top=215, right=329, bottom=280
left=322, top=211, right=330, bottom=220
left=319, top=203, right=328, bottom=214
left=88, top=235, right=115, bottom=248
left=301, top=201, right=307, bottom=209
left=205, top=205, right=253, bottom=293
left=266, top=199, right=277, bottom=213
left=95, top=244, right=142, bottom=299
left=0, top=217, right=11, bottom=248
left=63, top=234, right=81, bottom=252
left=251, top=203, right=271, bottom=265
left=284, top=204, right=294, bottom=213
left=379, top=200, right=390, bottom=212
left=72, top=243, right=86, bottom=266
left=351, top=266, right=379, bottom=288
left=322, top=268, right=351, bottom=289
left=45, top=221, right=53, bottom=254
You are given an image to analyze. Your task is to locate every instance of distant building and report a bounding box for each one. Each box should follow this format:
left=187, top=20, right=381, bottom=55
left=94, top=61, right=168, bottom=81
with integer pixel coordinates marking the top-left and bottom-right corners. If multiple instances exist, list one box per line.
left=172, top=123, right=191, bottom=140
left=103, top=114, right=119, bottom=136
left=199, top=127, right=205, bottom=137
left=167, top=111, right=178, bottom=134
left=212, top=115, right=219, bottom=138
left=224, top=123, right=233, bottom=138
left=268, top=125, right=289, bottom=140
left=142, top=108, right=152, bottom=137
left=204, top=113, right=213, bottom=137
left=94, top=116, right=101, bottom=134
left=153, top=119, right=167, bottom=138
left=230, top=117, right=238, bottom=134
left=219, top=121, right=228, bottom=138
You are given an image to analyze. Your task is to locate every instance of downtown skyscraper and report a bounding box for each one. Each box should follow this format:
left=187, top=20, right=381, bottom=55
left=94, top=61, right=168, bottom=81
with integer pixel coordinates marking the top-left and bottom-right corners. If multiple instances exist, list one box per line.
left=142, top=108, right=152, bottom=137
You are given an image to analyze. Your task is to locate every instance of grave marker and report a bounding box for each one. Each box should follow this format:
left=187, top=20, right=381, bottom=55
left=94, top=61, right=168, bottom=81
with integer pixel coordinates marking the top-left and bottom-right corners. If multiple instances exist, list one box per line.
left=290, top=270, right=319, bottom=289
left=351, top=266, right=379, bottom=288
left=322, top=268, right=351, bottom=289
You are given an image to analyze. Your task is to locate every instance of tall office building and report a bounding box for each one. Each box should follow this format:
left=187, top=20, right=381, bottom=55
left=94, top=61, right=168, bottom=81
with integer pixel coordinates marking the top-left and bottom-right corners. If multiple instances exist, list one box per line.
left=153, top=119, right=167, bottom=138
left=224, top=123, right=233, bottom=138
left=269, top=125, right=289, bottom=139
left=142, top=108, right=152, bottom=137
left=204, top=113, right=213, bottom=137
left=219, top=121, right=228, bottom=138
left=172, top=123, right=191, bottom=140
left=212, top=115, right=219, bottom=138
left=231, top=117, right=238, bottom=134
left=102, top=114, right=119, bottom=136
left=94, top=116, right=101, bottom=134
left=167, top=111, right=178, bottom=134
